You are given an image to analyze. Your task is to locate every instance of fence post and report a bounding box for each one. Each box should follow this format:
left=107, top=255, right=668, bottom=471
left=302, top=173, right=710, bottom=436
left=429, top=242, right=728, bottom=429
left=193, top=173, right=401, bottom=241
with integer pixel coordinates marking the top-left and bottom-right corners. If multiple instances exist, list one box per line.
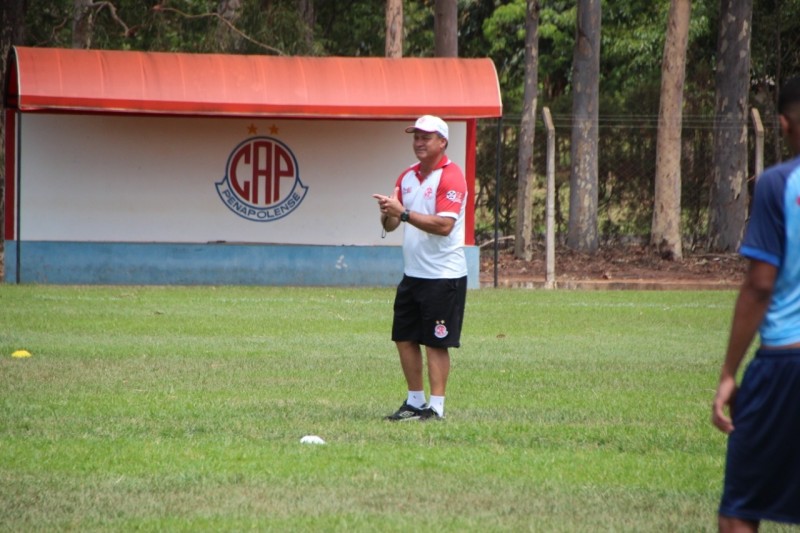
left=543, top=107, right=556, bottom=289
left=751, top=107, right=764, bottom=180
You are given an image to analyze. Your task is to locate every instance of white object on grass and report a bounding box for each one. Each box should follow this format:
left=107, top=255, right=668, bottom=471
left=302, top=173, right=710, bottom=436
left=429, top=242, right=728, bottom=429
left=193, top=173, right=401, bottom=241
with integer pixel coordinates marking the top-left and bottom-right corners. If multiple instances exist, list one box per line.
left=300, top=435, right=326, bottom=445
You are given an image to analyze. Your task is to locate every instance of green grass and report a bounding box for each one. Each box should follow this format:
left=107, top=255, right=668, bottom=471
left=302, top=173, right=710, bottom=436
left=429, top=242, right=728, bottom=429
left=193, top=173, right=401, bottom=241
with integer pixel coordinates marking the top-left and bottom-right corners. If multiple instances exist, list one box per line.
left=0, top=285, right=795, bottom=532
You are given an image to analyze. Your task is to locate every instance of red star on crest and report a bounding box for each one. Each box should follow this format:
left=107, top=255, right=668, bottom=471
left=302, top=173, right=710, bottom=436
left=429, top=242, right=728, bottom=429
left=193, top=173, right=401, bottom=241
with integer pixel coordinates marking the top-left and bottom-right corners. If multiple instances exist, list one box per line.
left=247, top=124, right=258, bottom=134
left=269, top=125, right=280, bottom=135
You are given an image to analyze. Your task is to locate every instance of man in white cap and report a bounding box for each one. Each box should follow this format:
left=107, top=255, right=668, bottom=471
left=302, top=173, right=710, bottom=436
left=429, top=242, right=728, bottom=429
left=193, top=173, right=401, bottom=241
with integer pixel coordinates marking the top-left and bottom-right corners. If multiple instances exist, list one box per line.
left=372, top=115, right=468, bottom=421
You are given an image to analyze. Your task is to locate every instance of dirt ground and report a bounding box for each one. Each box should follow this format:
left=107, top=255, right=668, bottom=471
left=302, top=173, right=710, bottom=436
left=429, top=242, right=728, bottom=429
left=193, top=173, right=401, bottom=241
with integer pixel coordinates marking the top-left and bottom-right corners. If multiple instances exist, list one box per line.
left=480, top=244, right=748, bottom=289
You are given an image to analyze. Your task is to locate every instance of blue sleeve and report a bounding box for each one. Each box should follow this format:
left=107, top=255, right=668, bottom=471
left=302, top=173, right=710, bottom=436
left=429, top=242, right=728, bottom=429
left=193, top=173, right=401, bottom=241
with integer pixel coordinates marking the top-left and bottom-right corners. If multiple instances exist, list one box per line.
left=740, top=169, right=785, bottom=268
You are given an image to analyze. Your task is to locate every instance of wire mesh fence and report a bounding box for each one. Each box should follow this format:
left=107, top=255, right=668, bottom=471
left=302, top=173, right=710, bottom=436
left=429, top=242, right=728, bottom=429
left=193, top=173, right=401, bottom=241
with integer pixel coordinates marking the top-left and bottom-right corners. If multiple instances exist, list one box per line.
left=473, top=107, right=786, bottom=252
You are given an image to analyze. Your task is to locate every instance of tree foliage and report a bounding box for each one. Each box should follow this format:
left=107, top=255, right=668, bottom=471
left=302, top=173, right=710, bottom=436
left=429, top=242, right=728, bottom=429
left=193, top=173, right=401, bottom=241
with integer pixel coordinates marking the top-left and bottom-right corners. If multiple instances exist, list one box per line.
left=8, top=0, right=800, bottom=249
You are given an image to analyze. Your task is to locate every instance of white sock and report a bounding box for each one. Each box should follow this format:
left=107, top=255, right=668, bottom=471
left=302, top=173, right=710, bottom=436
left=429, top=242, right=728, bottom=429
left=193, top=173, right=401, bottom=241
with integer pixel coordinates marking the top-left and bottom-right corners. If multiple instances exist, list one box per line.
left=428, top=395, right=445, bottom=416
left=407, top=390, right=427, bottom=409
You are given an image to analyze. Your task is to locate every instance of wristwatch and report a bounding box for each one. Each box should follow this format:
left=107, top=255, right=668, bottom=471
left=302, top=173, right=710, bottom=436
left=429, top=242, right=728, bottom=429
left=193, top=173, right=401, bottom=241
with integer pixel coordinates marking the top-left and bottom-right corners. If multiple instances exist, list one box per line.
left=400, top=209, right=411, bottom=222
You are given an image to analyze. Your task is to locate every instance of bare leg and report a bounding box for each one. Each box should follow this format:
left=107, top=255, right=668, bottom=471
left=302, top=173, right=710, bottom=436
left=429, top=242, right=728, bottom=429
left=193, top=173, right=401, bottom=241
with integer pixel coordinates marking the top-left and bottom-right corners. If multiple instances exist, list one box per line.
left=396, top=340, right=424, bottom=391
left=718, top=515, right=758, bottom=533
left=425, top=346, right=451, bottom=396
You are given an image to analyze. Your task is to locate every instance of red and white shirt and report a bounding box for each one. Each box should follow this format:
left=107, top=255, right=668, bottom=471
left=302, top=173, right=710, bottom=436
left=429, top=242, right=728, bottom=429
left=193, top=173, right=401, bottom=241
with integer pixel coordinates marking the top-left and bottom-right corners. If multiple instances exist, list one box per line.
left=395, top=156, right=468, bottom=279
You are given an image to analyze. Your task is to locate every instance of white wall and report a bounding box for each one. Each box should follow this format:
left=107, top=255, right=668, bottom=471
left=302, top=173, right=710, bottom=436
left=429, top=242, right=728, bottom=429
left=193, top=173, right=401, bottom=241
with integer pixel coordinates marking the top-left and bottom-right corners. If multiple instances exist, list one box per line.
left=19, top=114, right=467, bottom=246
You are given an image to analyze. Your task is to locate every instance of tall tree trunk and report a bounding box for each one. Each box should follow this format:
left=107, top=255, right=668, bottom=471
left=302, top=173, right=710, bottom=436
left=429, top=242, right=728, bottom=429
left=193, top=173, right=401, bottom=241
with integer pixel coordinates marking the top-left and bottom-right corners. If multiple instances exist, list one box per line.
left=216, top=0, right=243, bottom=52
left=1, top=0, right=26, bottom=279
left=434, top=0, right=457, bottom=57
left=772, top=1, right=782, bottom=163
left=514, top=1, right=540, bottom=260
left=72, top=0, right=93, bottom=49
left=385, top=0, right=403, bottom=58
left=708, top=0, right=752, bottom=251
left=651, top=0, right=691, bottom=261
left=297, top=0, right=315, bottom=52
left=567, top=0, right=600, bottom=253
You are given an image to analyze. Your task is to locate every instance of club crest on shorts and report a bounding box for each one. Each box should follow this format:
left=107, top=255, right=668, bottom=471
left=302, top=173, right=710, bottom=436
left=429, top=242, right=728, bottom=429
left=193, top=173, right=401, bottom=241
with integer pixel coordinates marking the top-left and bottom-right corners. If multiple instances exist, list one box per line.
left=434, top=320, right=449, bottom=339
left=216, top=136, right=308, bottom=222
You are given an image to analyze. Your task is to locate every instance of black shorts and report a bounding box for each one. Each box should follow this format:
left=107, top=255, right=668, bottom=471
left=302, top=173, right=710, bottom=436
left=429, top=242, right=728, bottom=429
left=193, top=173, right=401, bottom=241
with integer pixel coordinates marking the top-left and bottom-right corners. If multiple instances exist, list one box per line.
left=391, top=275, right=467, bottom=348
left=719, top=348, right=800, bottom=525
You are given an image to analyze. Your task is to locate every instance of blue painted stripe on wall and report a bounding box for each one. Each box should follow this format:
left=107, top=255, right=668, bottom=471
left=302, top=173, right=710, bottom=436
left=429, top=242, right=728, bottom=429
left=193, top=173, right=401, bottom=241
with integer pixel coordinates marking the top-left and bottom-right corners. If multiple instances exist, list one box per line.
left=3, top=242, right=481, bottom=288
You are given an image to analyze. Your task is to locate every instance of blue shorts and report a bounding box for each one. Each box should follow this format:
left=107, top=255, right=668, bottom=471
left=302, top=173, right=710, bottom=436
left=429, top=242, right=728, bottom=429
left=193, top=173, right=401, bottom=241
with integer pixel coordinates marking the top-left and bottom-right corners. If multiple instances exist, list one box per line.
left=719, top=348, right=800, bottom=524
left=391, top=275, right=467, bottom=348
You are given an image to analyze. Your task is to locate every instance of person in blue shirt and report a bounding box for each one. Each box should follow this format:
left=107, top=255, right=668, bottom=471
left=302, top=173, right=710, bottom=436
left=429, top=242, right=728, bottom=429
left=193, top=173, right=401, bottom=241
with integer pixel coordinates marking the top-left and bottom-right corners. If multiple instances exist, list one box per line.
left=712, top=76, right=800, bottom=531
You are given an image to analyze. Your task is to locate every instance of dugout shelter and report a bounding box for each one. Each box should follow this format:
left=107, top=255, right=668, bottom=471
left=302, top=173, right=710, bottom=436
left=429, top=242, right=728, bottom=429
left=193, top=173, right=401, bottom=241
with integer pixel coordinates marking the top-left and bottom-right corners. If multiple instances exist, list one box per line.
left=3, top=46, right=501, bottom=287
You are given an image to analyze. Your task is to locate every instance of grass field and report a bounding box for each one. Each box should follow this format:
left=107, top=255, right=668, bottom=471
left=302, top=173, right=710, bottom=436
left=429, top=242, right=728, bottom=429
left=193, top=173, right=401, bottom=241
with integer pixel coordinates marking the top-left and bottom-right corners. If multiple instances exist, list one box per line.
left=0, top=285, right=795, bottom=532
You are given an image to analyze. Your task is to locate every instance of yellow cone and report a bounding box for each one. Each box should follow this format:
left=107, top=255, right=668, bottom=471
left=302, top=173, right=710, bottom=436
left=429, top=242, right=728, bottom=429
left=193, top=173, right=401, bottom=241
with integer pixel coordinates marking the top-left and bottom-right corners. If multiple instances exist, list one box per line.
left=11, top=350, right=32, bottom=358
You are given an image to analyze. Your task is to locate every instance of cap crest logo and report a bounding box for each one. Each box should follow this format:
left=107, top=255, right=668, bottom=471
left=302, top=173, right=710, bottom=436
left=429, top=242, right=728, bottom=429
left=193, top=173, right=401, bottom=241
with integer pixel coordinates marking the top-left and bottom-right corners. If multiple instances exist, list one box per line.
left=216, top=136, right=308, bottom=222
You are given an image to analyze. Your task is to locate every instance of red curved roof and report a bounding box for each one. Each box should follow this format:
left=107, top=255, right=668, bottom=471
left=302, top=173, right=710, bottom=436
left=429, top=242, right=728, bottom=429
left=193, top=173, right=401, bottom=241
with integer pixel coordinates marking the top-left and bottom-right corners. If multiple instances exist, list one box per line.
left=7, top=46, right=502, bottom=119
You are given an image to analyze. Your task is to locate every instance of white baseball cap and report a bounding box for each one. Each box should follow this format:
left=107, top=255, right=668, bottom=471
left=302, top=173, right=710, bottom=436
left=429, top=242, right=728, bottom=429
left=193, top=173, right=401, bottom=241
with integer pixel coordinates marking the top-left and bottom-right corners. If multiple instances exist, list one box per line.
left=405, top=115, right=449, bottom=140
